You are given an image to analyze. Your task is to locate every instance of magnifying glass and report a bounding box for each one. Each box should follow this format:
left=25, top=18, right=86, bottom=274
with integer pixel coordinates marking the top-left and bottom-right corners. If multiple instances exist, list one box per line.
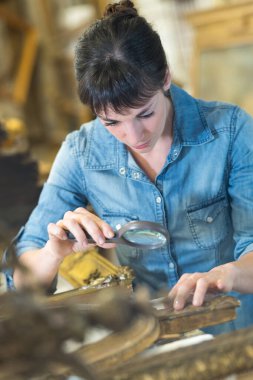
left=84, top=221, right=170, bottom=250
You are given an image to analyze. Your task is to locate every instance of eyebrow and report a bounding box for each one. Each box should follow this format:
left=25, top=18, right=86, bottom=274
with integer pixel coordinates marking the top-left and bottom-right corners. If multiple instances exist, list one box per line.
left=98, top=105, right=153, bottom=122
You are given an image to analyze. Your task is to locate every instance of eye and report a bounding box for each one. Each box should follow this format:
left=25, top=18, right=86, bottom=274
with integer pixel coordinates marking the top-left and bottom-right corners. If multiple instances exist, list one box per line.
left=104, top=121, right=119, bottom=127
left=138, top=112, right=154, bottom=119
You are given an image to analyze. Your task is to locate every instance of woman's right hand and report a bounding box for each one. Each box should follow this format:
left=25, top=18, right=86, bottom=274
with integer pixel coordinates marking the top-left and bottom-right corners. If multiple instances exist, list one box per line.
left=46, top=207, right=115, bottom=258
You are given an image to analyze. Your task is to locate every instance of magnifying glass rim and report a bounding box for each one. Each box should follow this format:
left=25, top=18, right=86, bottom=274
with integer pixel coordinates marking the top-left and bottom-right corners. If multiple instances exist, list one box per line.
left=118, top=221, right=170, bottom=249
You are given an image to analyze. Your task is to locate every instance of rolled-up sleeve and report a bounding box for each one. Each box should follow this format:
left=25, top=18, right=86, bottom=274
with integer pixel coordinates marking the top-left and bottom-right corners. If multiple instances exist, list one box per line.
left=2, top=131, right=88, bottom=290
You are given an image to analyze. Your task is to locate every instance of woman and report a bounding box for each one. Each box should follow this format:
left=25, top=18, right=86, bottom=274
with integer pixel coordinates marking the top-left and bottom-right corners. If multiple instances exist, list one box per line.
left=5, top=0, right=253, bottom=334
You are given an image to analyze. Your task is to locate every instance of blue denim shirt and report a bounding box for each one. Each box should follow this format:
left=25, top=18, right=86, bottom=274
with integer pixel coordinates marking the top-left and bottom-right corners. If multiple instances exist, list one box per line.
left=5, top=84, right=253, bottom=334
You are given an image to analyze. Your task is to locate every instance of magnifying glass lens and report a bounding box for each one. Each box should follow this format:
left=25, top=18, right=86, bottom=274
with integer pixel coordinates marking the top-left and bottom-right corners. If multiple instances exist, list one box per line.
left=122, top=229, right=167, bottom=247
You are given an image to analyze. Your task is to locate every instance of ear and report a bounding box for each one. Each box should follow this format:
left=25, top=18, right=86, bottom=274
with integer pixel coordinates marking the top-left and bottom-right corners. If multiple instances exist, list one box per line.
left=163, top=69, right=171, bottom=91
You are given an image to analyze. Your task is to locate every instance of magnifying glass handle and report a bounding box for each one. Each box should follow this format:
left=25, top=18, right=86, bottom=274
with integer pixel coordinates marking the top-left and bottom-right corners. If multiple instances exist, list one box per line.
left=66, top=232, right=125, bottom=245
left=86, top=236, right=124, bottom=245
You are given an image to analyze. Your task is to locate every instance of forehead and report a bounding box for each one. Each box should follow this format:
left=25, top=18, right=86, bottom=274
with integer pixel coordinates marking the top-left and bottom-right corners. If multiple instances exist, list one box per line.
left=98, top=92, right=159, bottom=119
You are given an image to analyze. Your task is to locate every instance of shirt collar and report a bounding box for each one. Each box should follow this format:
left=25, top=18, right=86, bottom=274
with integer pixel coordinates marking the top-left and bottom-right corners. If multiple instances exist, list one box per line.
left=169, top=83, right=214, bottom=146
left=85, top=84, right=214, bottom=169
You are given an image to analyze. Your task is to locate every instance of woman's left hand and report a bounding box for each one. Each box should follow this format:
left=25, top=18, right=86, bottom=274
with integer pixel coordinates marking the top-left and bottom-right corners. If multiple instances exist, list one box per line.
left=168, top=263, right=237, bottom=310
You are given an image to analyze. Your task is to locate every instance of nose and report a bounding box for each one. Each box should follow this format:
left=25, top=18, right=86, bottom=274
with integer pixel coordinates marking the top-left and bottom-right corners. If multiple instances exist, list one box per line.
left=124, top=120, right=144, bottom=146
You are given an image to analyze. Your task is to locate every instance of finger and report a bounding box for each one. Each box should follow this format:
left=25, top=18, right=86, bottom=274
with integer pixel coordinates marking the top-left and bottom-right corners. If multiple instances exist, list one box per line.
left=98, top=221, right=115, bottom=239
left=48, top=222, right=68, bottom=240
left=58, top=219, right=89, bottom=248
left=97, top=242, right=116, bottom=249
left=65, top=209, right=108, bottom=245
left=168, top=284, right=178, bottom=300
left=83, top=213, right=114, bottom=240
left=173, top=296, right=186, bottom=310
left=192, top=277, right=209, bottom=306
left=68, top=208, right=115, bottom=240
left=173, top=280, right=196, bottom=310
left=168, top=273, right=192, bottom=299
left=75, top=208, right=115, bottom=239
left=210, top=265, right=233, bottom=292
left=78, top=215, right=107, bottom=245
left=216, top=278, right=226, bottom=291
left=172, top=274, right=203, bottom=310
left=74, top=207, right=88, bottom=214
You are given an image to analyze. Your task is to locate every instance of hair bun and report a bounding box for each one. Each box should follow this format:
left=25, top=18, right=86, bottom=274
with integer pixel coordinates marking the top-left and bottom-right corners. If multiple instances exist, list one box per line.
left=104, top=0, right=138, bottom=17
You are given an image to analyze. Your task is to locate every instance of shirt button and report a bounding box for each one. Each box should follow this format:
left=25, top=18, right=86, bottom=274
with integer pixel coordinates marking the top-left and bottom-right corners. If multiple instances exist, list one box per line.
left=119, top=167, right=126, bottom=175
left=169, top=262, right=174, bottom=269
left=206, top=216, right=213, bottom=223
left=133, top=172, right=140, bottom=179
left=173, top=150, right=178, bottom=158
left=156, top=196, right=162, bottom=204
left=116, top=224, right=122, bottom=230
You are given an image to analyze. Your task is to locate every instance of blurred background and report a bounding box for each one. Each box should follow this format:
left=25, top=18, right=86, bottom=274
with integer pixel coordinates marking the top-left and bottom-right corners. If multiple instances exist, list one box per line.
left=0, top=0, right=252, bottom=251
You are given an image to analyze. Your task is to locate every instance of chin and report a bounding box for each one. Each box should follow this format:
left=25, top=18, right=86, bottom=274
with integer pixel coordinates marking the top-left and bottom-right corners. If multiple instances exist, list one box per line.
left=133, top=145, right=153, bottom=154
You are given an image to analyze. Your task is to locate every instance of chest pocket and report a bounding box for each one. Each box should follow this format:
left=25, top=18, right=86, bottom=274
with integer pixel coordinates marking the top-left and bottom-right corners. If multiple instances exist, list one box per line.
left=186, top=196, right=230, bottom=249
left=101, top=212, right=140, bottom=260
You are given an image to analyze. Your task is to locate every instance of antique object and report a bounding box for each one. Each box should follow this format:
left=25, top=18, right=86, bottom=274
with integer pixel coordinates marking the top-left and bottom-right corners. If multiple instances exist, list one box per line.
left=0, top=245, right=244, bottom=380
left=0, top=285, right=158, bottom=380
left=154, top=293, right=240, bottom=337
left=104, top=324, right=253, bottom=380
left=59, top=249, right=134, bottom=289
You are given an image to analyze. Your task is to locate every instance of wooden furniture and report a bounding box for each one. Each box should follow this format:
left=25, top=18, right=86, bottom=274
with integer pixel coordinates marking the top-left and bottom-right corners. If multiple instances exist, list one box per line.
left=186, top=1, right=253, bottom=116
left=0, top=5, right=38, bottom=105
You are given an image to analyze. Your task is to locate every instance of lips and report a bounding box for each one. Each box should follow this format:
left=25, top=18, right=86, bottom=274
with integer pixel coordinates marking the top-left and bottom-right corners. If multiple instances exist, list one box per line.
left=132, top=141, right=150, bottom=150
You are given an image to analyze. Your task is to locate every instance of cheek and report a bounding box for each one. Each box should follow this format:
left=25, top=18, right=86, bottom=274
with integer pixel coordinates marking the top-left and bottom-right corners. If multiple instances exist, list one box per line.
left=155, top=111, right=166, bottom=131
left=146, top=115, right=163, bottom=134
left=107, top=127, right=125, bottom=140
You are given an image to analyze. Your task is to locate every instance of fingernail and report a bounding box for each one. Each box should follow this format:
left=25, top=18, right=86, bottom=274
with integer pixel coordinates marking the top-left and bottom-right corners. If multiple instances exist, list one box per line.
left=55, top=229, right=67, bottom=240
left=174, top=299, right=182, bottom=310
left=193, top=297, right=201, bottom=306
left=98, top=237, right=105, bottom=245
left=54, top=227, right=61, bottom=235
left=106, top=231, right=114, bottom=238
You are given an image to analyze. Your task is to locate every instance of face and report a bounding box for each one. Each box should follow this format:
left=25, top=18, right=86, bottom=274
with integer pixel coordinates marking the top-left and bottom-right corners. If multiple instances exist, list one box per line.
left=97, top=90, right=171, bottom=154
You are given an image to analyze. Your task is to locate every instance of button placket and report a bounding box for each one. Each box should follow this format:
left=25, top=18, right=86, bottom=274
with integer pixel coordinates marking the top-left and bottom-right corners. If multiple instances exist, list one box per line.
left=173, top=150, right=178, bottom=157
left=156, top=196, right=162, bottom=204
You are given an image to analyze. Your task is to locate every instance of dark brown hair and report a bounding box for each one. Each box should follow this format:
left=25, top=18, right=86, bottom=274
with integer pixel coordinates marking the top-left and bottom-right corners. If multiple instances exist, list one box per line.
left=75, top=0, right=168, bottom=114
